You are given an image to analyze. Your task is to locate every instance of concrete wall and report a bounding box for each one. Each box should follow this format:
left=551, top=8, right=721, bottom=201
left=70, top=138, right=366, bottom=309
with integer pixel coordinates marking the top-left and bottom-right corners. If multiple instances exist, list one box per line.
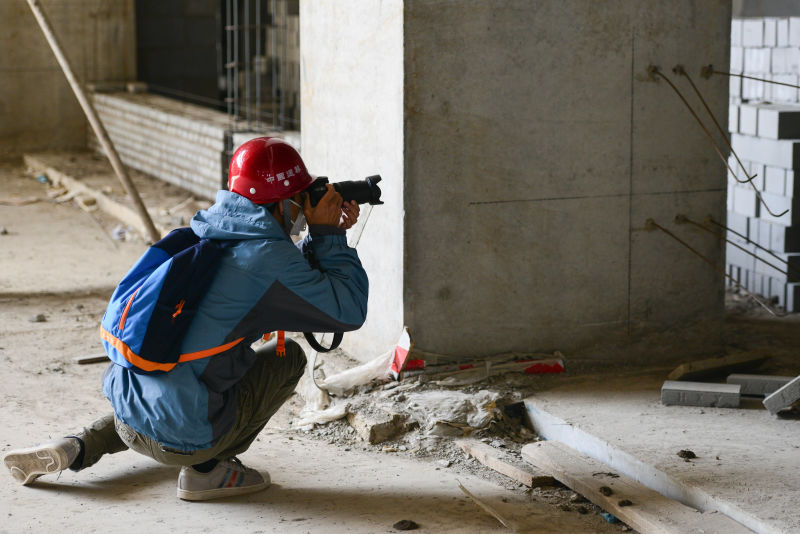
left=304, top=1, right=729, bottom=361
left=403, top=1, right=729, bottom=356
left=0, top=0, right=135, bottom=160
left=300, top=0, right=405, bottom=359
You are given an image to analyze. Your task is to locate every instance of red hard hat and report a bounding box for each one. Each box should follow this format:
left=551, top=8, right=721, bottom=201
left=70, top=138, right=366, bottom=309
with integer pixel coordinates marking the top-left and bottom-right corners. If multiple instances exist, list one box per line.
left=228, top=137, right=314, bottom=204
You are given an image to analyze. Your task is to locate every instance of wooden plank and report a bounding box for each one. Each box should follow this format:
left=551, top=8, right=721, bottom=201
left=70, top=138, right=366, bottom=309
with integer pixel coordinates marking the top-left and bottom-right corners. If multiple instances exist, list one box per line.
left=521, top=441, right=752, bottom=534
left=72, top=354, right=109, bottom=365
left=456, top=439, right=555, bottom=488
left=24, top=155, right=167, bottom=239
left=667, top=351, right=769, bottom=381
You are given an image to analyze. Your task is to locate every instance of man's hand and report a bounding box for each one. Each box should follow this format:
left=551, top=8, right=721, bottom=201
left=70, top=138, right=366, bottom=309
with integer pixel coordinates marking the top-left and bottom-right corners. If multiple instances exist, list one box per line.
left=304, top=184, right=343, bottom=227
left=339, top=201, right=360, bottom=230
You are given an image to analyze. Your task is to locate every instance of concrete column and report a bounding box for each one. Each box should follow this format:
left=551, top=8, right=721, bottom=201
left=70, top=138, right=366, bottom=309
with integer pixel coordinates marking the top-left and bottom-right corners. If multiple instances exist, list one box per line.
left=303, top=1, right=730, bottom=361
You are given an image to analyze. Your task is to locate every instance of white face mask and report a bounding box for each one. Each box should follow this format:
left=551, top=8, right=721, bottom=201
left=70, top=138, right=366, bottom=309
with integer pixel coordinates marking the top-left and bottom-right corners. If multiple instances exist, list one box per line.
left=286, top=199, right=307, bottom=236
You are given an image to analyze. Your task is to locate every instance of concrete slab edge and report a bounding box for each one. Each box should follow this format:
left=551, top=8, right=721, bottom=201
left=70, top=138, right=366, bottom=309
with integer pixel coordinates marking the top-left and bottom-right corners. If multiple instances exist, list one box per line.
left=523, top=398, right=774, bottom=534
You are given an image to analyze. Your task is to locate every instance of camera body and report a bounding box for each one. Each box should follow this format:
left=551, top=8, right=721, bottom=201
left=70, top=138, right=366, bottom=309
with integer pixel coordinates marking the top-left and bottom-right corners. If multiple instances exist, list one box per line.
left=306, top=175, right=384, bottom=207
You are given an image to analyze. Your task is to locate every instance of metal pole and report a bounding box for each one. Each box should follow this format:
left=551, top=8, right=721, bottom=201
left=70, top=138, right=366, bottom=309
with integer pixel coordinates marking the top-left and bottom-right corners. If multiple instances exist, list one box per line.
left=226, top=0, right=232, bottom=118
left=270, top=0, right=277, bottom=129
left=234, top=0, right=240, bottom=123
left=25, top=0, right=161, bottom=243
left=255, top=0, right=262, bottom=129
left=280, top=0, right=286, bottom=129
left=244, top=0, right=251, bottom=125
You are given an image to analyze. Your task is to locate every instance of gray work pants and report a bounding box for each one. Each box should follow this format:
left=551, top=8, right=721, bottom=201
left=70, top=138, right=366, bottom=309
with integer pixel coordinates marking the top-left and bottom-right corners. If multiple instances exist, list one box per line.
left=74, top=339, right=306, bottom=469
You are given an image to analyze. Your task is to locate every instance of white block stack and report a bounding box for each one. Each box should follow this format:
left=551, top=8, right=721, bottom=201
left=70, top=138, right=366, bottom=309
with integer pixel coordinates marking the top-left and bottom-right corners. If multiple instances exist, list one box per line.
left=88, top=91, right=229, bottom=200
left=728, top=17, right=800, bottom=311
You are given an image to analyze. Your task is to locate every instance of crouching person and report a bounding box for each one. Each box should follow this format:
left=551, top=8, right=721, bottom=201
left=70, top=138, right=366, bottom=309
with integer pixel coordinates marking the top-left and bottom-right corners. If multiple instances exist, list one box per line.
left=4, top=138, right=368, bottom=500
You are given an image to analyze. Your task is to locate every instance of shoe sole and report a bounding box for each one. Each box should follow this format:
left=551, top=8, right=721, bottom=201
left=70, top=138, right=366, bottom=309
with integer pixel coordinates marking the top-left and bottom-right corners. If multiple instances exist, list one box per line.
left=177, top=480, right=270, bottom=501
left=4, top=445, right=72, bottom=485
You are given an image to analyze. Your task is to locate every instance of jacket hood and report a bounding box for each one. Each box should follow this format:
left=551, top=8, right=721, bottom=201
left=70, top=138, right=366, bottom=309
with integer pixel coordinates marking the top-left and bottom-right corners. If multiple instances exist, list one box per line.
left=191, top=190, right=286, bottom=241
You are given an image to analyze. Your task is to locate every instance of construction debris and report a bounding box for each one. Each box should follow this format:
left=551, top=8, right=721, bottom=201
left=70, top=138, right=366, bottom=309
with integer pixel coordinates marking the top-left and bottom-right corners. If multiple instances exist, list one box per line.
left=402, top=390, right=501, bottom=436
left=455, top=438, right=555, bottom=488
left=762, top=375, right=800, bottom=415
left=666, top=351, right=769, bottom=381
left=726, top=373, right=793, bottom=396
left=24, top=154, right=167, bottom=240
left=392, top=519, right=419, bottom=531
left=346, top=409, right=411, bottom=445
left=660, top=380, right=741, bottom=408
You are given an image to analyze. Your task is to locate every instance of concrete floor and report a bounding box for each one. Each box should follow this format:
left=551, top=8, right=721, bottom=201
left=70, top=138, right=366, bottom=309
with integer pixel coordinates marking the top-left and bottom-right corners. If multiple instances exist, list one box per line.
left=524, top=369, right=800, bottom=534
left=0, top=162, right=622, bottom=533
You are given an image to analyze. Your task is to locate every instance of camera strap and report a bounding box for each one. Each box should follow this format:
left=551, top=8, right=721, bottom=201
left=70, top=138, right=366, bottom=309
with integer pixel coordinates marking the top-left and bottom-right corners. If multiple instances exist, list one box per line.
left=303, top=332, right=343, bottom=353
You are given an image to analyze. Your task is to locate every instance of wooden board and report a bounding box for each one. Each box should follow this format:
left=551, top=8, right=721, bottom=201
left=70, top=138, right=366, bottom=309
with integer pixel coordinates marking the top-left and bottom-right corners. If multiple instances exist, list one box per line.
left=521, top=441, right=753, bottom=534
left=72, top=354, right=109, bottom=365
left=456, top=439, right=555, bottom=488
left=666, top=351, right=769, bottom=381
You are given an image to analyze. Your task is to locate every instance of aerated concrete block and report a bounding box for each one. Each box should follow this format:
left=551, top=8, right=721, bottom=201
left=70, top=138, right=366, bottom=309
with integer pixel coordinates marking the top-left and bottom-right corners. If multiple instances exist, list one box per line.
left=731, top=134, right=800, bottom=170
left=661, top=381, right=741, bottom=408
left=763, top=375, right=800, bottom=414
left=757, top=104, right=800, bottom=140
left=730, top=47, right=744, bottom=74
left=731, top=19, right=743, bottom=47
left=777, top=19, right=789, bottom=46
left=789, top=18, right=800, bottom=46
left=764, top=18, right=778, bottom=47
left=727, top=374, right=794, bottom=396
left=742, top=19, right=764, bottom=47
left=743, top=48, right=770, bottom=74
left=739, top=105, right=758, bottom=136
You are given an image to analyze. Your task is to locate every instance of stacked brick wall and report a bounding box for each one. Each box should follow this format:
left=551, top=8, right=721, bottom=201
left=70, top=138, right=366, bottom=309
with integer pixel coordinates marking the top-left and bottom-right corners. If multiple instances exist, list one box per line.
left=89, top=92, right=228, bottom=200
left=728, top=17, right=800, bottom=310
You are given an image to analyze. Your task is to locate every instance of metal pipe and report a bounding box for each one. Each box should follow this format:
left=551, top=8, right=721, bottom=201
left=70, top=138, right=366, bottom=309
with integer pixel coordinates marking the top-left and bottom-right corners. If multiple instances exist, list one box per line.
left=255, top=0, right=262, bottom=129
left=244, top=0, right=251, bottom=125
left=25, top=0, right=160, bottom=243
left=280, top=0, right=287, bottom=129
left=226, top=0, right=233, bottom=118
left=271, top=0, right=278, bottom=129
left=233, top=0, right=240, bottom=124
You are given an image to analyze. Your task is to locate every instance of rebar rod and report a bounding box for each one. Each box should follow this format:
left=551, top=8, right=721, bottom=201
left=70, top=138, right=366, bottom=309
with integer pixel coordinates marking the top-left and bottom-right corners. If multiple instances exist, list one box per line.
left=646, top=218, right=782, bottom=316
left=705, top=216, right=800, bottom=278
left=676, top=214, right=797, bottom=279
left=651, top=66, right=788, bottom=218
left=649, top=67, right=753, bottom=185
left=703, top=66, right=800, bottom=90
left=673, top=65, right=753, bottom=191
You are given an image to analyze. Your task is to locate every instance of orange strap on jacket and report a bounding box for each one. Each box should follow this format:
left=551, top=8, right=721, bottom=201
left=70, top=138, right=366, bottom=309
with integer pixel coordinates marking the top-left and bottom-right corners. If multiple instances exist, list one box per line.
left=276, top=330, right=285, bottom=357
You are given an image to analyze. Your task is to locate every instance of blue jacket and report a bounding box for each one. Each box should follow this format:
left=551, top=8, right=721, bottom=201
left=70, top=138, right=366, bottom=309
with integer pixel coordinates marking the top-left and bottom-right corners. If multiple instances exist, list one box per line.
left=102, top=190, right=368, bottom=450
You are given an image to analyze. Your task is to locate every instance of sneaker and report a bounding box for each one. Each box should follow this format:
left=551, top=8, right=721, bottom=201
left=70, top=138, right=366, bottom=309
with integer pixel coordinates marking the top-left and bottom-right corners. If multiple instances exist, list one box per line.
left=176, top=457, right=270, bottom=501
left=4, top=437, right=81, bottom=485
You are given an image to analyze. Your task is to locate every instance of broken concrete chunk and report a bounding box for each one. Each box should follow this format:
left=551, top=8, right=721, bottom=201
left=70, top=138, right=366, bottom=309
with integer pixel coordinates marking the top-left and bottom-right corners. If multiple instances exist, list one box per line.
left=661, top=381, right=741, bottom=408
left=667, top=352, right=769, bottom=381
left=726, top=374, right=793, bottom=396
left=346, top=410, right=409, bottom=444
left=762, top=375, right=800, bottom=415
